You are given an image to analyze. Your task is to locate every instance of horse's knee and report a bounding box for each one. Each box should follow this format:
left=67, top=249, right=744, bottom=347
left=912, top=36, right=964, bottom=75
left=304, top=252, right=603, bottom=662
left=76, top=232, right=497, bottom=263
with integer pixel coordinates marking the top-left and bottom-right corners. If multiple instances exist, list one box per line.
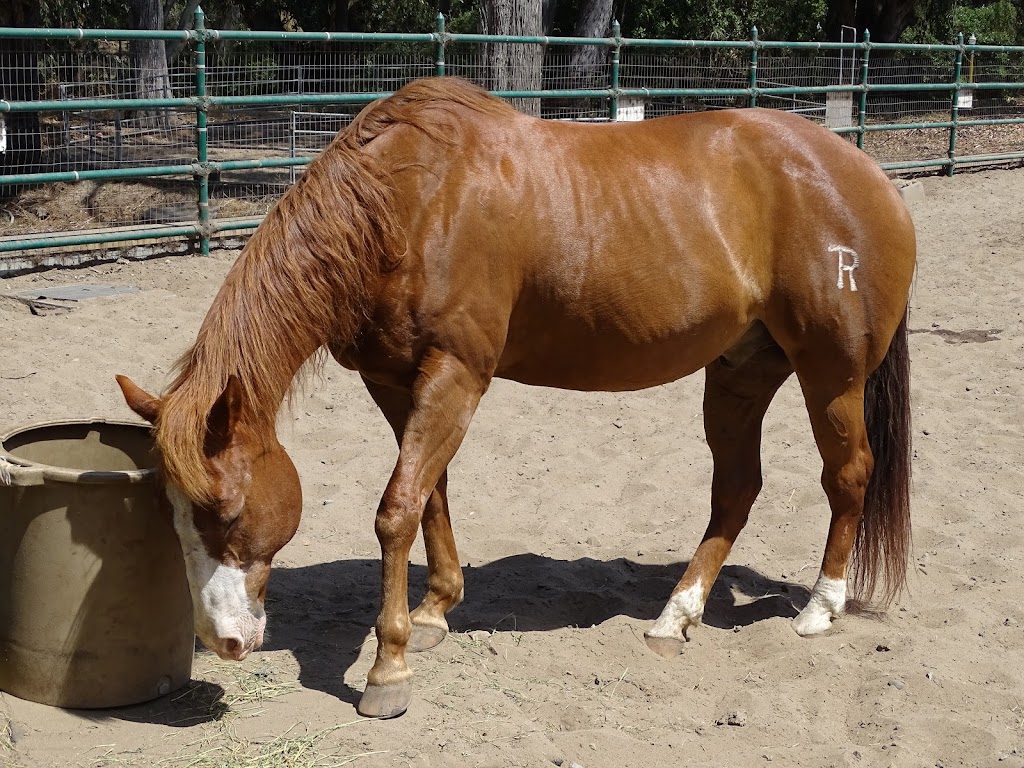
left=376, top=486, right=425, bottom=543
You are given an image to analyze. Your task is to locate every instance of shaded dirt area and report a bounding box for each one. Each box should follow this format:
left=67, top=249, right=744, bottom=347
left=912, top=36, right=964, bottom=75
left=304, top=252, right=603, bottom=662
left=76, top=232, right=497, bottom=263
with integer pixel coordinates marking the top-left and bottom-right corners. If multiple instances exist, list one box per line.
left=1, top=168, right=1023, bottom=768
left=863, top=117, right=1024, bottom=165
left=0, top=174, right=278, bottom=236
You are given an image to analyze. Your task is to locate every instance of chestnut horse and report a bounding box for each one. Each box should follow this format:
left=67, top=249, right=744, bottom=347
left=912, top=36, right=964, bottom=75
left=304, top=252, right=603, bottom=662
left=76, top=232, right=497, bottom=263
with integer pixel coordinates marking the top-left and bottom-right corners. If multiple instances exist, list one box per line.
left=117, top=77, right=915, bottom=718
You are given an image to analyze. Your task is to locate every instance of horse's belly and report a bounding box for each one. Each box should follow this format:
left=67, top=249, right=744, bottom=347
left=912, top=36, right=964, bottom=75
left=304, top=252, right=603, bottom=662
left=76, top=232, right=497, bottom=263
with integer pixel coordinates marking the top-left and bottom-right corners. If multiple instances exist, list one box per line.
left=495, top=309, right=746, bottom=391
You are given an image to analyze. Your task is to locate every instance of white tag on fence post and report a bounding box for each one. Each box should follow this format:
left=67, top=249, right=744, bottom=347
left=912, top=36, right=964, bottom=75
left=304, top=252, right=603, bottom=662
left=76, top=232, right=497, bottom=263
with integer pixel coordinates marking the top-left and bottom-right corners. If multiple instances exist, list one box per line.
left=616, top=98, right=645, bottom=122
left=825, top=92, right=854, bottom=129
left=957, top=92, right=973, bottom=109
left=0, top=116, right=7, bottom=154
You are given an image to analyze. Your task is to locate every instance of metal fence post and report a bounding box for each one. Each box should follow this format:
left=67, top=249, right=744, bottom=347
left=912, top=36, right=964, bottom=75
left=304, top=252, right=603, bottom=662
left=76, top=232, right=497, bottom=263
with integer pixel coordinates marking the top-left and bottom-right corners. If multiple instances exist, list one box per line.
left=7, top=25, right=1024, bottom=261
left=748, top=26, right=758, bottom=107
left=948, top=32, right=965, bottom=177
left=194, top=6, right=210, bottom=256
left=610, top=20, right=621, bottom=121
left=289, top=110, right=297, bottom=186
left=858, top=29, right=870, bottom=150
left=967, top=33, right=976, bottom=85
left=435, top=13, right=446, bottom=77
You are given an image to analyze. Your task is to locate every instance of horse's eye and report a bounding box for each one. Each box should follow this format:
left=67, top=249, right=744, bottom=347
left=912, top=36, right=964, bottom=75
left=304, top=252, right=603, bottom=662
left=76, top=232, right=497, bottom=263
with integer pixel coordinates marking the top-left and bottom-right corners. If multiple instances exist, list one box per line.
left=218, top=497, right=243, bottom=528
left=199, top=493, right=242, bottom=528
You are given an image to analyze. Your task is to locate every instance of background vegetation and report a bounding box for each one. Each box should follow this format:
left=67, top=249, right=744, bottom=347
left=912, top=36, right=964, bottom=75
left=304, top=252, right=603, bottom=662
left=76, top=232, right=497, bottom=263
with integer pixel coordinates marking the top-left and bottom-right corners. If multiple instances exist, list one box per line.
left=12, top=0, right=1023, bottom=45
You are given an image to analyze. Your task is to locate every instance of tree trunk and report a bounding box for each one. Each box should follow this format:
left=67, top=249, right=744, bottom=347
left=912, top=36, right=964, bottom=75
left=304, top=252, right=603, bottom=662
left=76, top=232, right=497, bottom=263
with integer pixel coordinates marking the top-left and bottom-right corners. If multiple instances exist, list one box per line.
left=542, top=0, right=558, bottom=34
left=0, top=0, right=42, bottom=198
left=482, top=0, right=543, bottom=115
left=570, top=0, right=613, bottom=87
left=866, top=0, right=917, bottom=44
left=130, top=0, right=172, bottom=128
left=826, top=0, right=916, bottom=43
left=165, top=0, right=203, bottom=63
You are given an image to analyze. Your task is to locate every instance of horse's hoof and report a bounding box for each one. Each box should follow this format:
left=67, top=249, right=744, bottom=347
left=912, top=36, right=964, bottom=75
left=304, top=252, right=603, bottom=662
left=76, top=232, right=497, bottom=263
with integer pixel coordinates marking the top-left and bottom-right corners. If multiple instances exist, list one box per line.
left=643, top=633, right=685, bottom=658
left=357, top=680, right=413, bottom=719
left=408, top=623, right=448, bottom=653
left=792, top=609, right=836, bottom=637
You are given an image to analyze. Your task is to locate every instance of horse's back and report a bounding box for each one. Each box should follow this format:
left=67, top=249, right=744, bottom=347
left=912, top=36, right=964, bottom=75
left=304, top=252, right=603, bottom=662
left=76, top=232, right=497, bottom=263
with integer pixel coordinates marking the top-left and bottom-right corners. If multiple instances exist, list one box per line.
left=360, top=90, right=915, bottom=389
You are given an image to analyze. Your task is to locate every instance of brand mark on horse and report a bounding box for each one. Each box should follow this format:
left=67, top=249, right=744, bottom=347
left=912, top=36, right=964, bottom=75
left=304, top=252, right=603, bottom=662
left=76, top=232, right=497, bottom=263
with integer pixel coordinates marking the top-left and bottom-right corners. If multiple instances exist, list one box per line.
left=829, top=245, right=860, bottom=291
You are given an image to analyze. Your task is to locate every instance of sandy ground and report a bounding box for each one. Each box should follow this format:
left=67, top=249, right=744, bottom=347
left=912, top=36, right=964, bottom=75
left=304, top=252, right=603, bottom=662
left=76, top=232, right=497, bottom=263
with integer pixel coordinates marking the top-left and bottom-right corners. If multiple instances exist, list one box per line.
left=1, top=167, right=1023, bottom=768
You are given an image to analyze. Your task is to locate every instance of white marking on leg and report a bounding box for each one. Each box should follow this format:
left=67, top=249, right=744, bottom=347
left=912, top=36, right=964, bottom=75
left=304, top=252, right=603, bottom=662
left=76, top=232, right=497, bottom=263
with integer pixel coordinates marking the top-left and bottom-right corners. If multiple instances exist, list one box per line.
left=647, top=580, right=705, bottom=641
left=793, top=573, right=847, bottom=636
left=829, top=245, right=859, bottom=292
left=166, top=485, right=266, bottom=652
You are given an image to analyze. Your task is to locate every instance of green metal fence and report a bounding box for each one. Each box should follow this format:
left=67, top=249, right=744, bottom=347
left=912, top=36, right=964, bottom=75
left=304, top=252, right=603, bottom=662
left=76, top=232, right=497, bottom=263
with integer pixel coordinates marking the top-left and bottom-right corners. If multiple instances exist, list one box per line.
left=2, top=12, right=1023, bottom=262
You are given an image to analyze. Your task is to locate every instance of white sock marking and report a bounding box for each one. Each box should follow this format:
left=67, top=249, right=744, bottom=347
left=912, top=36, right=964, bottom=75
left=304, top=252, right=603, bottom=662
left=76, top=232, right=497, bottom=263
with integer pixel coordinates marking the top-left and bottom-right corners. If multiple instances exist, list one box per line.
left=793, top=573, right=846, bottom=636
left=647, top=580, right=705, bottom=641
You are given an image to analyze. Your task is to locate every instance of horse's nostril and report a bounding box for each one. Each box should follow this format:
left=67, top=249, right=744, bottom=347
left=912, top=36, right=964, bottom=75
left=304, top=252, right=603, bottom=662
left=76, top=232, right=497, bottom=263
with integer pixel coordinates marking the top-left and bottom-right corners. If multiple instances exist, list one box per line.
left=224, top=637, right=242, bottom=656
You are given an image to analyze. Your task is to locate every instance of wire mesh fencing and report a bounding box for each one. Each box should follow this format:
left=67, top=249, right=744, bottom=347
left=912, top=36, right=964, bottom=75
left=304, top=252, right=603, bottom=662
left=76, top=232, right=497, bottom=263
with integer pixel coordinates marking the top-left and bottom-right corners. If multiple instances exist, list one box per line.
left=1, top=20, right=1023, bottom=262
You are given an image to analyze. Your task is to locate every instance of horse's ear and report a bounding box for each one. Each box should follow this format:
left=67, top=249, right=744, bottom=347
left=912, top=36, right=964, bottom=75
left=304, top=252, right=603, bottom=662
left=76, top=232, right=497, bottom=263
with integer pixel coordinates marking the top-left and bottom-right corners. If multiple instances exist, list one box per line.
left=205, top=375, right=244, bottom=454
left=116, top=375, right=162, bottom=424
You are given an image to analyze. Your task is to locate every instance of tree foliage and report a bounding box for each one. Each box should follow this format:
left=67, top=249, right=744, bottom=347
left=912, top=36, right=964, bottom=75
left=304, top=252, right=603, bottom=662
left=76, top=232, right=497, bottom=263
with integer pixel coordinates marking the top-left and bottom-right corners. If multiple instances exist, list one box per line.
left=956, top=0, right=1019, bottom=43
left=610, top=0, right=827, bottom=39
left=41, top=0, right=130, bottom=27
left=33, top=0, right=1024, bottom=44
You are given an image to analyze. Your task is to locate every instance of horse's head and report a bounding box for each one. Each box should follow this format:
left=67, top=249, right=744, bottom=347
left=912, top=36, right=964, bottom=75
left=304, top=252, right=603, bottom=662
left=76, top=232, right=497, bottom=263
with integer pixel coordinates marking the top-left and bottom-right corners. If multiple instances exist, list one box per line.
left=116, top=375, right=301, bottom=661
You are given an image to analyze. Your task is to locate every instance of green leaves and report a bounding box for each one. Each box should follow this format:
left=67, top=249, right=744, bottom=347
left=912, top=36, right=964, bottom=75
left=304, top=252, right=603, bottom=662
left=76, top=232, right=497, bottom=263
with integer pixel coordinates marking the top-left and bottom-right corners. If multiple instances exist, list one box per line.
left=954, top=0, right=1019, bottom=44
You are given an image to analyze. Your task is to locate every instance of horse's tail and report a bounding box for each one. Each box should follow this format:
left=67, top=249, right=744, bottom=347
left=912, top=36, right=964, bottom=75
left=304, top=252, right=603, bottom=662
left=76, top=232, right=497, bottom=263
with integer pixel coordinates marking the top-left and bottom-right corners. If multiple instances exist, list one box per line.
left=852, top=309, right=912, bottom=605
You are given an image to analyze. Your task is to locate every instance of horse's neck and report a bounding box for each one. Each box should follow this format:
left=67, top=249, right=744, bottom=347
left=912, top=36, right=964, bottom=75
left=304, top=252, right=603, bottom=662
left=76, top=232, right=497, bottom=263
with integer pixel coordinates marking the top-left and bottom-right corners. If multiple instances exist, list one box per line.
left=181, top=140, right=391, bottom=421
left=184, top=255, right=338, bottom=427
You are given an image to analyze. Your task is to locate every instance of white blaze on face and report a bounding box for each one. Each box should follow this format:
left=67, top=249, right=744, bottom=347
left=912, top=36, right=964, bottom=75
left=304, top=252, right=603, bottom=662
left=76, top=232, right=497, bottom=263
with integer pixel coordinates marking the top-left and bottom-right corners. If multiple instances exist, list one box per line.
left=647, top=580, right=705, bottom=641
left=166, top=484, right=266, bottom=654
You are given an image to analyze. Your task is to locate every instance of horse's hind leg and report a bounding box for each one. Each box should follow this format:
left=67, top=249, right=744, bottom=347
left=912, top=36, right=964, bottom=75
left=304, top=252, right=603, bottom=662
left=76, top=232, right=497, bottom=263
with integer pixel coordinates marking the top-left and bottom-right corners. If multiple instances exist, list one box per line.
left=362, top=377, right=465, bottom=653
left=645, top=344, right=792, bottom=657
left=789, top=368, right=872, bottom=636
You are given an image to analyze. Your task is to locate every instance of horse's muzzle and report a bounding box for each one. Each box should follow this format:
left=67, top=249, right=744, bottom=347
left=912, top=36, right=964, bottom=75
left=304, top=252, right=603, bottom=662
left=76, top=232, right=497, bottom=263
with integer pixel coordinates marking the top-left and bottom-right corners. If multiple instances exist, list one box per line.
left=204, top=619, right=266, bottom=661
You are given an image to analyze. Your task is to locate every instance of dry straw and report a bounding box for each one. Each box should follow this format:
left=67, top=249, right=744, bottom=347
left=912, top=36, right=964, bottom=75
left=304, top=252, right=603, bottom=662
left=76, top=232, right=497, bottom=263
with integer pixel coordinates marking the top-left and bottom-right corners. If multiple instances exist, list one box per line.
left=0, top=710, right=23, bottom=768
left=154, top=722, right=385, bottom=768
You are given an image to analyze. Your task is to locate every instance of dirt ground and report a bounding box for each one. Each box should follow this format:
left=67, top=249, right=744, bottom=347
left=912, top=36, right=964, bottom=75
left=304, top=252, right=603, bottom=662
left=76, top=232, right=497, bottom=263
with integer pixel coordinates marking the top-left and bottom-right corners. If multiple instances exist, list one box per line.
left=1, top=167, right=1023, bottom=768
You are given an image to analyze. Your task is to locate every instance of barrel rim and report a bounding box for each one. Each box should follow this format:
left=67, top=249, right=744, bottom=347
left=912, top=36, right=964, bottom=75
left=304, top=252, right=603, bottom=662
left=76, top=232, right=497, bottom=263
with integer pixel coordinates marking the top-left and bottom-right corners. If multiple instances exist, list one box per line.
left=0, top=418, right=158, bottom=485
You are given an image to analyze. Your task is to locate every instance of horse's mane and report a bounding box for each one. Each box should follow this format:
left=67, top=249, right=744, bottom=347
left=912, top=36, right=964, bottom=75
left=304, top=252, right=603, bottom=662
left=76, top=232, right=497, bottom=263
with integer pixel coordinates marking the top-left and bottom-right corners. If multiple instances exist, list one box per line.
left=156, top=78, right=510, bottom=504
left=348, top=77, right=515, bottom=147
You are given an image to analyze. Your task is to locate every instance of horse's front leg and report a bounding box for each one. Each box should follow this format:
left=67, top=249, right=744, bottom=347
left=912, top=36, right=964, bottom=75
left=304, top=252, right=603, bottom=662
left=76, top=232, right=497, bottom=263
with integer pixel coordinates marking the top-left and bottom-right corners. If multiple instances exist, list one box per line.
left=357, top=351, right=487, bottom=719
left=407, top=471, right=462, bottom=651
left=361, top=377, right=464, bottom=652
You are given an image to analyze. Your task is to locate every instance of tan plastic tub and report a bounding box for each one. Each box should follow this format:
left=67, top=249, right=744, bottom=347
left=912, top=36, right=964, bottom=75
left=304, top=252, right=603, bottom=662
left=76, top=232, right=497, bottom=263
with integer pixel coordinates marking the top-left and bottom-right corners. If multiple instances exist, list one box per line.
left=0, top=419, right=193, bottom=708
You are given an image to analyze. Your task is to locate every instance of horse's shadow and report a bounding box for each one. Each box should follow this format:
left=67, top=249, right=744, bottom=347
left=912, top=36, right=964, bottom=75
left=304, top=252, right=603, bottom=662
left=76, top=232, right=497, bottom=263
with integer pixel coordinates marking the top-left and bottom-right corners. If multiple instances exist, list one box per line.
left=262, top=554, right=811, bottom=705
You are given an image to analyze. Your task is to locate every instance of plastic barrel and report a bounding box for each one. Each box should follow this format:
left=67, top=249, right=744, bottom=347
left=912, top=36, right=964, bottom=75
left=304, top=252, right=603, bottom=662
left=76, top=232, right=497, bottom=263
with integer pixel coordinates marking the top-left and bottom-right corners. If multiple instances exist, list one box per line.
left=0, top=420, right=193, bottom=708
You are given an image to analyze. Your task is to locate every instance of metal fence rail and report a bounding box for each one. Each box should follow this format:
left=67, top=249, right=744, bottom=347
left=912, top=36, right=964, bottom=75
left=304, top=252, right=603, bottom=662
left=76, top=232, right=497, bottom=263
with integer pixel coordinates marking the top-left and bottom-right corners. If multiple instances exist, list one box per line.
left=2, top=12, right=1023, bottom=261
